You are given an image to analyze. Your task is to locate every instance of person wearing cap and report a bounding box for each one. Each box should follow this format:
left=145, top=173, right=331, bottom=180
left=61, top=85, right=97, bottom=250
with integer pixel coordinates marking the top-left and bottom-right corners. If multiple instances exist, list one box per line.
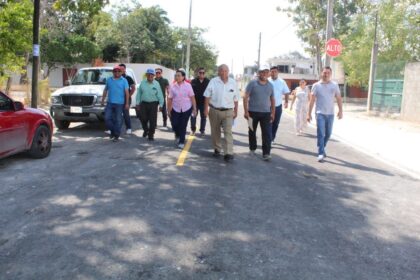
left=167, top=69, right=197, bottom=149
left=101, top=65, right=130, bottom=141
left=244, top=65, right=275, bottom=161
left=203, top=64, right=239, bottom=162
left=190, top=67, right=210, bottom=136
left=119, top=63, right=136, bottom=134
left=154, top=68, right=170, bottom=127
left=135, top=68, right=164, bottom=141
left=269, top=66, right=290, bottom=143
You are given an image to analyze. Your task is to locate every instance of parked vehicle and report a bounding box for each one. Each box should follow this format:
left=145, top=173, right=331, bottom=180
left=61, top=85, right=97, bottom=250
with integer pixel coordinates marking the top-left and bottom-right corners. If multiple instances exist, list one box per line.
left=50, top=67, right=138, bottom=129
left=0, top=91, right=53, bottom=159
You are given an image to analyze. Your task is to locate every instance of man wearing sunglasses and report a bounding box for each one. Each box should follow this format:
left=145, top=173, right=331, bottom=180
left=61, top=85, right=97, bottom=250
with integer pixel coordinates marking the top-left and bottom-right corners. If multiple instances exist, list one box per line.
left=154, top=68, right=169, bottom=127
left=101, top=65, right=129, bottom=142
left=190, top=67, right=210, bottom=136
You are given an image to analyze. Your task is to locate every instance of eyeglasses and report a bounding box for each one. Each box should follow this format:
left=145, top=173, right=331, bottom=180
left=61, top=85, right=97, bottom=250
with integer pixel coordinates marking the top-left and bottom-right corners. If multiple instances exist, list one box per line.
left=198, top=71, right=205, bottom=74
left=156, top=72, right=162, bottom=74
left=113, top=70, right=121, bottom=73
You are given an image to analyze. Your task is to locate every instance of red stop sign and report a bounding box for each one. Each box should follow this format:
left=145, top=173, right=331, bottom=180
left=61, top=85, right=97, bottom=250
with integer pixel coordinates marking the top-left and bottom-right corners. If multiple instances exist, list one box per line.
left=326, top=38, right=343, bottom=57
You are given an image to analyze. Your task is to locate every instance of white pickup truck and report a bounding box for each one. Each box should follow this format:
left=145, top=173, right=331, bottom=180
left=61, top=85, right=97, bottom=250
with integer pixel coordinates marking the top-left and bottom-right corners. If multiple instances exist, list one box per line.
left=50, top=67, right=138, bottom=129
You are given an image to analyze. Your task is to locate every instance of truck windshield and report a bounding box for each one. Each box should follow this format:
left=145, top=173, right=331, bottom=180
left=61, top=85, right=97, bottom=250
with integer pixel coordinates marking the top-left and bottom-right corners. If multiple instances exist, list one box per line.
left=71, top=69, right=113, bottom=85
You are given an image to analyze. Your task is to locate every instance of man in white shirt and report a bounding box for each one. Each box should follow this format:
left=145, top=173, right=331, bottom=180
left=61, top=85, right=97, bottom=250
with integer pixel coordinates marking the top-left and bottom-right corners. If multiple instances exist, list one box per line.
left=269, top=66, right=290, bottom=143
left=204, top=64, right=239, bottom=162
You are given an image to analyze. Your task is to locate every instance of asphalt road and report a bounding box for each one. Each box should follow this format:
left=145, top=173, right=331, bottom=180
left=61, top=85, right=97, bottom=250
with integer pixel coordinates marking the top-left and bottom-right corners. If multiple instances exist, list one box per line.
left=1, top=109, right=419, bottom=280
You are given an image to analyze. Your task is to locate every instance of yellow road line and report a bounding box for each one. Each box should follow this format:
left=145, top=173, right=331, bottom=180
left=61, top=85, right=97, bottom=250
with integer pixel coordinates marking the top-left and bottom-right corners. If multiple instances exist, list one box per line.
left=176, top=135, right=195, bottom=166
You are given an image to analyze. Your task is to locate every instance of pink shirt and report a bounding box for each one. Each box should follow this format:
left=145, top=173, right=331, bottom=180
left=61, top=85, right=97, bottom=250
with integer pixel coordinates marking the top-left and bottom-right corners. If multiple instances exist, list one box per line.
left=169, top=82, right=194, bottom=112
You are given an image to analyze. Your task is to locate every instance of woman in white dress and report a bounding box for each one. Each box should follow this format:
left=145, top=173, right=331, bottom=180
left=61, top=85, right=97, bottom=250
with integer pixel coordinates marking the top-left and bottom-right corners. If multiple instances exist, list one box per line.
left=290, top=79, right=310, bottom=135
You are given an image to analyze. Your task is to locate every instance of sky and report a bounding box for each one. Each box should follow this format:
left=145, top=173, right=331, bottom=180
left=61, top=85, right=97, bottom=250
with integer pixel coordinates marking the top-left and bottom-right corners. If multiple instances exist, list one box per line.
left=108, top=0, right=306, bottom=75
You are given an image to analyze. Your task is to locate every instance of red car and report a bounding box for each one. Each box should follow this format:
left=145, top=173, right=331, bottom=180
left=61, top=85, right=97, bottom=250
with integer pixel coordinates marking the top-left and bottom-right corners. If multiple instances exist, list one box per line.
left=0, top=91, right=53, bottom=159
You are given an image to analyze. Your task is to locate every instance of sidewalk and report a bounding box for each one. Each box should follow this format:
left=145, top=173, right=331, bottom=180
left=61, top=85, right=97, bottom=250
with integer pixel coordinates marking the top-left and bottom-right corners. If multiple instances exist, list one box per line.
left=286, top=101, right=420, bottom=179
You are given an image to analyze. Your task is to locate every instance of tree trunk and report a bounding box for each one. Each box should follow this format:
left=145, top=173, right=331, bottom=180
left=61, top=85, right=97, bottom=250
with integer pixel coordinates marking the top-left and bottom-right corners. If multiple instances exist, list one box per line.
left=5, top=77, right=12, bottom=95
left=20, top=52, right=31, bottom=84
left=315, top=39, right=322, bottom=77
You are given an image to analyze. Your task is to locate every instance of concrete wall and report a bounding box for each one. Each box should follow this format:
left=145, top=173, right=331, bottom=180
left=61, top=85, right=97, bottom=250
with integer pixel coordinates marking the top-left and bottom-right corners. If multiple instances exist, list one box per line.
left=401, top=62, right=420, bottom=123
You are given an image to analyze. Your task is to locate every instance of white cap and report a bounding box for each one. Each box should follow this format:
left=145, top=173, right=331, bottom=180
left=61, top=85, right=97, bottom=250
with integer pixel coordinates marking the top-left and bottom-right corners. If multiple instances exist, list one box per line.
left=258, top=65, right=270, bottom=72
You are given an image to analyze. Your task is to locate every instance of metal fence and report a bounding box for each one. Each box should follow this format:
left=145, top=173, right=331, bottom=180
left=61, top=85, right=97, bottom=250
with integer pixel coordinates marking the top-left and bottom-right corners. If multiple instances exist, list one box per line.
left=372, top=61, right=406, bottom=112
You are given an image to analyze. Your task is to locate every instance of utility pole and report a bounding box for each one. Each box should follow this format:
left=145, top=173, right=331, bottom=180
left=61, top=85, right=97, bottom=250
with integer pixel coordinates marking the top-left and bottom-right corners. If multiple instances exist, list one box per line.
left=257, top=32, right=261, bottom=69
left=325, top=0, right=334, bottom=67
left=367, top=11, right=379, bottom=113
left=31, top=0, right=40, bottom=108
left=185, top=0, right=192, bottom=78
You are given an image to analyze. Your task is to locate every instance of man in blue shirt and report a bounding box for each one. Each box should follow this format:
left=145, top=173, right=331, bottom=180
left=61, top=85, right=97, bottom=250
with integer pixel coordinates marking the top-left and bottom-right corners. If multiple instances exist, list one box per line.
left=101, top=65, right=129, bottom=141
left=269, top=66, right=290, bottom=143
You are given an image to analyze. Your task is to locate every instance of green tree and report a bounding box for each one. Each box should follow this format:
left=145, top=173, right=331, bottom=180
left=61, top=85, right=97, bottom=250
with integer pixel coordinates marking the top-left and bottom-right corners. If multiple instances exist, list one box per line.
left=339, top=0, right=419, bottom=86
left=41, top=34, right=100, bottom=79
left=0, top=0, right=32, bottom=78
left=173, top=27, right=218, bottom=76
left=282, top=0, right=362, bottom=75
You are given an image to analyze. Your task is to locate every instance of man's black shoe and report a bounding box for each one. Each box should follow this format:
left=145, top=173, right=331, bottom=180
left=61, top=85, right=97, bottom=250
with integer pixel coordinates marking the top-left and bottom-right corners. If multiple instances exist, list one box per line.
left=224, top=154, right=234, bottom=162
left=148, top=137, right=154, bottom=141
left=213, top=150, right=221, bottom=157
left=142, top=131, right=148, bottom=138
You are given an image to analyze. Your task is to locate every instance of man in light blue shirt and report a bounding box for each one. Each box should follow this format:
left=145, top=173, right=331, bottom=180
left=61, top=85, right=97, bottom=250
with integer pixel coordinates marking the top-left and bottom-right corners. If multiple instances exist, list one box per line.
left=101, top=65, right=129, bottom=141
left=269, top=66, right=290, bottom=143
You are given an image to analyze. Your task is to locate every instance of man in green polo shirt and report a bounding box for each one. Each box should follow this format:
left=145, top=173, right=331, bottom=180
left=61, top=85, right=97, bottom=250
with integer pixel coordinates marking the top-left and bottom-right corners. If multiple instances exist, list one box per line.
left=136, top=68, right=164, bottom=141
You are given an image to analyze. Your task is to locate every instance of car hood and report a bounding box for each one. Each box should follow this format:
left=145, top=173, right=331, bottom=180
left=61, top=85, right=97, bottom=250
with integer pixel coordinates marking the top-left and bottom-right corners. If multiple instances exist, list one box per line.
left=52, top=84, right=105, bottom=96
left=24, top=107, right=52, bottom=119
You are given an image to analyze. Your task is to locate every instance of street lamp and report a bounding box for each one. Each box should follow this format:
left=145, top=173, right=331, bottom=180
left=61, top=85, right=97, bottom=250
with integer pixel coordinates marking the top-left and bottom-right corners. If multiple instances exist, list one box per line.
left=185, top=0, right=192, bottom=78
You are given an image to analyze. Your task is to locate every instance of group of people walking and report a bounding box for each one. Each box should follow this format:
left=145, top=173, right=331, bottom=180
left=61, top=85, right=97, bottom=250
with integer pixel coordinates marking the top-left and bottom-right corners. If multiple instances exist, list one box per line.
left=102, top=63, right=343, bottom=162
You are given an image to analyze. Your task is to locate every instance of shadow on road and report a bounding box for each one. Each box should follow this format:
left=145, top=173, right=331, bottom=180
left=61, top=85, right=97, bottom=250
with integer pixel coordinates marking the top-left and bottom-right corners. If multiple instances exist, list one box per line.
left=0, top=119, right=419, bottom=279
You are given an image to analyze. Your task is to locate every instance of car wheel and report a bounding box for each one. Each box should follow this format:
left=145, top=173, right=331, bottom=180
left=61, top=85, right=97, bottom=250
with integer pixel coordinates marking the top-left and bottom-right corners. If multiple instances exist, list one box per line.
left=54, top=119, right=70, bottom=129
left=28, top=125, right=51, bottom=159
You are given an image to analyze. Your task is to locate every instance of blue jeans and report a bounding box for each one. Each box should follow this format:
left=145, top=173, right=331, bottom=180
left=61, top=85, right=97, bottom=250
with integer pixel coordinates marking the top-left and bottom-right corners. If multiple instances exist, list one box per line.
left=316, top=114, right=334, bottom=156
left=270, top=105, right=282, bottom=141
left=171, top=108, right=192, bottom=144
left=105, top=103, right=124, bottom=138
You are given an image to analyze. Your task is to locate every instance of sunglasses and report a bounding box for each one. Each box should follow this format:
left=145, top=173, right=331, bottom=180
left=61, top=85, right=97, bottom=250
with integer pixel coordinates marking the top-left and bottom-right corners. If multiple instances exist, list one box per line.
left=198, top=71, right=205, bottom=74
left=156, top=72, right=162, bottom=74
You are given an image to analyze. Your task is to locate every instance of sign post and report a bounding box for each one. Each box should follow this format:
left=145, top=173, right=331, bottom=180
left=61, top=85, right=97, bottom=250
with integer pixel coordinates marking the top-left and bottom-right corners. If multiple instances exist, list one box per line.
left=326, top=38, right=343, bottom=58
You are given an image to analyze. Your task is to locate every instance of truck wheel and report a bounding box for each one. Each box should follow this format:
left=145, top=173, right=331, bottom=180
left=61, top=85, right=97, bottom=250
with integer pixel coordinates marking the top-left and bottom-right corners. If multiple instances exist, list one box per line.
left=54, top=119, right=70, bottom=130
left=28, top=125, right=51, bottom=159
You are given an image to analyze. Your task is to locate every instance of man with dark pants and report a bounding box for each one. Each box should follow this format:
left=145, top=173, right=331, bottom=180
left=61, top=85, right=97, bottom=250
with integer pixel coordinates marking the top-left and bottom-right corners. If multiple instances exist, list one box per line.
left=269, top=66, right=290, bottom=143
left=155, top=68, right=169, bottom=127
left=119, top=63, right=136, bottom=134
left=244, top=66, right=275, bottom=161
left=307, top=66, right=343, bottom=162
left=135, top=68, right=164, bottom=141
left=101, top=65, right=129, bottom=142
left=190, top=67, right=210, bottom=136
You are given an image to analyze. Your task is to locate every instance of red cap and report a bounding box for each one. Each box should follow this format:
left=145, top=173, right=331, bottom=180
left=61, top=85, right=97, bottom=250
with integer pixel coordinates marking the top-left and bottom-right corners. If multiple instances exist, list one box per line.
left=113, top=65, right=122, bottom=71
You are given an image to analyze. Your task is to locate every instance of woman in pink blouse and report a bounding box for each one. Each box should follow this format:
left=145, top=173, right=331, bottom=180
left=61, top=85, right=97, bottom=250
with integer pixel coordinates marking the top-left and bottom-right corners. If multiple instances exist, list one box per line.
left=167, top=69, right=197, bottom=149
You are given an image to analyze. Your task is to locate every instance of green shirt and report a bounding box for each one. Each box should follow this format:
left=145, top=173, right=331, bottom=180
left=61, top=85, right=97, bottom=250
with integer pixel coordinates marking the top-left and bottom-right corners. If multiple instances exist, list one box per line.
left=136, top=79, right=164, bottom=107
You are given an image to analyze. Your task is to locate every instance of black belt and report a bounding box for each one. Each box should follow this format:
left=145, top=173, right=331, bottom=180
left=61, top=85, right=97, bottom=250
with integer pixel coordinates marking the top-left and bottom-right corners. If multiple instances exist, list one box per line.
left=210, top=104, right=232, bottom=111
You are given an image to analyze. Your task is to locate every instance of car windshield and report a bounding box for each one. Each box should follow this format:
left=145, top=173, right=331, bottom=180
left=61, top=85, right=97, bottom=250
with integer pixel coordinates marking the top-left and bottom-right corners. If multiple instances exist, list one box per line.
left=71, top=69, right=113, bottom=85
